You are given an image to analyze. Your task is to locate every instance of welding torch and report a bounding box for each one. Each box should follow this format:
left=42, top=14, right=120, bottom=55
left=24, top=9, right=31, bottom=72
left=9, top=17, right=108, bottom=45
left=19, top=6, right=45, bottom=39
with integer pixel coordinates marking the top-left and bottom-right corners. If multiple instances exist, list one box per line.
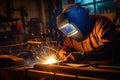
left=58, top=51, right=84, bottom=63
left=58, top=52, right=100, bottom=67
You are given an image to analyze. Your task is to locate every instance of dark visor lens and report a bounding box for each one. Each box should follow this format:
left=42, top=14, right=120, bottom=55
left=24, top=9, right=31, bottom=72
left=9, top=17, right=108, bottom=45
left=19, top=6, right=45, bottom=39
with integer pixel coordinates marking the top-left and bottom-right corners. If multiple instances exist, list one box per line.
left=59, top=23, right=77, bottom=36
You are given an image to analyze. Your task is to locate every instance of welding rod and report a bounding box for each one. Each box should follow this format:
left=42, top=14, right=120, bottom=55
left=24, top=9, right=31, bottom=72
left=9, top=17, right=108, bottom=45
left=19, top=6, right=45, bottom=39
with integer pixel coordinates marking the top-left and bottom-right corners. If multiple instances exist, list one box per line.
left=64, top=52, right=73, bottom=61
left=27, top=41, right=42, bottom=44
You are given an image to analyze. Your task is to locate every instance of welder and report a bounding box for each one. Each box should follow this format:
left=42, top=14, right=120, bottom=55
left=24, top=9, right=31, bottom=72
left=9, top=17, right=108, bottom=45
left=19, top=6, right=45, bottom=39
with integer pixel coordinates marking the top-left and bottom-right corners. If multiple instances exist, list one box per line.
left=57, top=3, right=118, bottom=65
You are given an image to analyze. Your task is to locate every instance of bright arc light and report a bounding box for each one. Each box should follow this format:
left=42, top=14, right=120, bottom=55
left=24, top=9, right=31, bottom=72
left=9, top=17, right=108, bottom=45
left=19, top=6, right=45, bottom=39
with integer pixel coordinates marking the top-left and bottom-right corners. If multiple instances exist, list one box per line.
left=43, top=56, right=58, bottom=64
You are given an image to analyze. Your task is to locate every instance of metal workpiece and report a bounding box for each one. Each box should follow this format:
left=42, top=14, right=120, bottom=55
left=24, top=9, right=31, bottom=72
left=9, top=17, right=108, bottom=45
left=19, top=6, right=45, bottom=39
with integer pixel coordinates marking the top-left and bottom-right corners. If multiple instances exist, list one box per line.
left=27, top=69, right=105, bottom=80
left=33, top=63, right=120, bottom=80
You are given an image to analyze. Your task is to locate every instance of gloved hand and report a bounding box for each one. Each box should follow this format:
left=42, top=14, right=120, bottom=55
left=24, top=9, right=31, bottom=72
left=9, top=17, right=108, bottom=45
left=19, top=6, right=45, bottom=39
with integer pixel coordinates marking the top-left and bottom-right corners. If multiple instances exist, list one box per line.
left=58, top=49, right=67, bottom=60
left=58, top=50, right=84, bottom=63
left=58, top=49, right=75, bottom=62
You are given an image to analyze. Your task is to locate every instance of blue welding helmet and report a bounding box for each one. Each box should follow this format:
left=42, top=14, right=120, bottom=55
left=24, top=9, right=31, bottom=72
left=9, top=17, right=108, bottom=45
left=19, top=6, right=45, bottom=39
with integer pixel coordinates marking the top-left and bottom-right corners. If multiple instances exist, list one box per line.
left=57, top=3, right=91, bottom=41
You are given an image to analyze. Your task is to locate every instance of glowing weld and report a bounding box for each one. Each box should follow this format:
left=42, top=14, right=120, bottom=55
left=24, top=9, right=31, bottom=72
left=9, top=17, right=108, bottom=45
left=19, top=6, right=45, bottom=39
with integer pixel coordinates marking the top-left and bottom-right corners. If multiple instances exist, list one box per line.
left=37, top=52, right=58, bottom=64
left=44, top=56, right=58, bottom=64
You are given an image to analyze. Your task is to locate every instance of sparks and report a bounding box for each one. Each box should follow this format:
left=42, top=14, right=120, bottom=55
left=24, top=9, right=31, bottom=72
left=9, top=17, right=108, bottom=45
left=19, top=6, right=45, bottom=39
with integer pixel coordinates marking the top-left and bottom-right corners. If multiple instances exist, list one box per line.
left=35, top=46, right=59, bottom=64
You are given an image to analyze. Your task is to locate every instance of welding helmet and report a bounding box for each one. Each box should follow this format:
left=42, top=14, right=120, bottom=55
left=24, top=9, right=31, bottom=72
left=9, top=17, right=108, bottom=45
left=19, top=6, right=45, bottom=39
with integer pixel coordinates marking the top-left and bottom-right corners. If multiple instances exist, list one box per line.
left=57, top=3, right=90, bottom=41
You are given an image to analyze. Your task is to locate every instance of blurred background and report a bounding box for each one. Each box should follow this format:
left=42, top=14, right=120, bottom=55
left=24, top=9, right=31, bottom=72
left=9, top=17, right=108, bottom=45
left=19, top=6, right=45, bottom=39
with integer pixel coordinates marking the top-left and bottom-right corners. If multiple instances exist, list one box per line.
left=0, top=0, right=120, bottom=80
left=0, top=0, right=119, bottom=46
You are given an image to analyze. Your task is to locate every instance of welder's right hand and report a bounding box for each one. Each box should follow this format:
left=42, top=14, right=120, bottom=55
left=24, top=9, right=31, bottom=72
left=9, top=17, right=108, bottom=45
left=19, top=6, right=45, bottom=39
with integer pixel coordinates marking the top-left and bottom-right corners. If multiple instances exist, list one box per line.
left=58, top=49, right=67, bottom=60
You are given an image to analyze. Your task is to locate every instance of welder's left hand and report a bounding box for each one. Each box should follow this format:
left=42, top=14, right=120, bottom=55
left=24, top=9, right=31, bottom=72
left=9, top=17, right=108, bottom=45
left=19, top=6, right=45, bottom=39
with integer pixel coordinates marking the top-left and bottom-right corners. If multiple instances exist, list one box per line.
left=58, top=49, right=68, bottom=60
left=58, top=49, right=76, bottom=63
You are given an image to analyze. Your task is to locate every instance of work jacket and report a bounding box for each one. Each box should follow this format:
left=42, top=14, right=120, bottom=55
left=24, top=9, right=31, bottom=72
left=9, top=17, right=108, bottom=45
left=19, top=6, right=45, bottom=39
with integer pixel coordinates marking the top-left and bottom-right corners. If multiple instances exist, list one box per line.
left=61, top=15, right=117, bottom=64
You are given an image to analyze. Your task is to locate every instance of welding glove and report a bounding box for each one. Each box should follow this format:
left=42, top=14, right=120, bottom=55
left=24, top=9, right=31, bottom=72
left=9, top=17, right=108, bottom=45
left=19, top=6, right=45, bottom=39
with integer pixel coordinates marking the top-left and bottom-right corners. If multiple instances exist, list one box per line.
left=58, top=49, right=67, bottom=60
left=58, top=49, right=75, bottom=61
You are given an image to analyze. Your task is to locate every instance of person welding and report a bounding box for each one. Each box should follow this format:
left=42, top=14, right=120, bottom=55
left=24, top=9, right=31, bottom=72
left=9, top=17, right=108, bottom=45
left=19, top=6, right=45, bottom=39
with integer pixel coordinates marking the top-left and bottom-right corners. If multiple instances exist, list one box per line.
left=56, top=3, right=118, bottom=65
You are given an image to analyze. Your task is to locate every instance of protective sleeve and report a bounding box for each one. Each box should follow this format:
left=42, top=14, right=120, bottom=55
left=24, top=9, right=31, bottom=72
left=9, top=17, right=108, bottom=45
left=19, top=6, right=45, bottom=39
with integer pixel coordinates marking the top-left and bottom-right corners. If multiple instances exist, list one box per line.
left=83, top=16, right=117, bottom=61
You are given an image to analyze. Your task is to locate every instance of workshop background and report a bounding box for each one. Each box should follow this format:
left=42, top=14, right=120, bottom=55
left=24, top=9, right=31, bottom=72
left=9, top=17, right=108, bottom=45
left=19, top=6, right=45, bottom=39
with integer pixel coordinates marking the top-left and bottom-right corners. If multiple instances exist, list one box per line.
left=0, top=0, right=120, bottom=80
left=0, top=0, right=119, bottom=46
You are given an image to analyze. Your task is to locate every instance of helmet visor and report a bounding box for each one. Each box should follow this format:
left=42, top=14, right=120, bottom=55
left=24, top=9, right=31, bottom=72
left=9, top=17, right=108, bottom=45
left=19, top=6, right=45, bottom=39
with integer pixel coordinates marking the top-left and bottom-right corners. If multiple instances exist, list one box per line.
left=59, top=23, right=78, bottom=37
